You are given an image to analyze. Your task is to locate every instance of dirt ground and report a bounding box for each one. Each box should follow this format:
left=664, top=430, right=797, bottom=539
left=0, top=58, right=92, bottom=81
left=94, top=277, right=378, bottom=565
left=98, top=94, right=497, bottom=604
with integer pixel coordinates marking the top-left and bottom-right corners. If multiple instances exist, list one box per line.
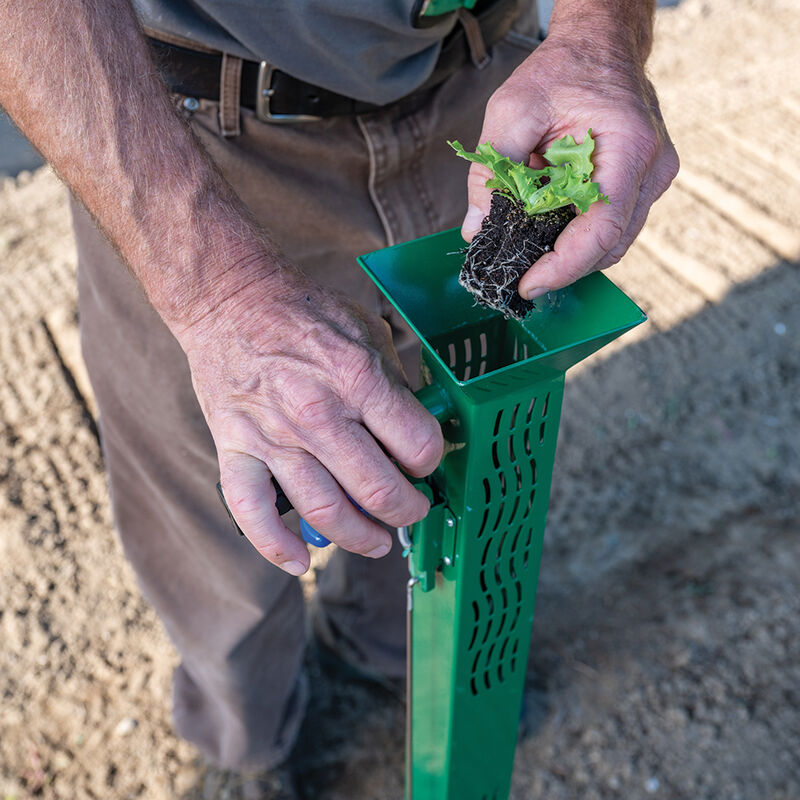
left=2, top=0, right=800, bottom=798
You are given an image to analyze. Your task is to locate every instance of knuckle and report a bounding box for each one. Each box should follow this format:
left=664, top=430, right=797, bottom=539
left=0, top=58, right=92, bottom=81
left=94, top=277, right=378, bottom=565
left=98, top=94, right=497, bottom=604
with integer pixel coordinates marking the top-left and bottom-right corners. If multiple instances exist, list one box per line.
left=593, top=216, right=626, bottom=258
left=344, top=349, right=384, bottom=401
left=302, top=498, right=344, bottom=530
left=227, top=489, right=266, bottom=522
left=405, top=424, right=444, bottom=473
left=292, top=392, right=338, bottom=432
left=485, top=87, right=516, bottom=121
left=361, top=479, right=403, bottom=515
left=214, top=412, right=260, bottom=451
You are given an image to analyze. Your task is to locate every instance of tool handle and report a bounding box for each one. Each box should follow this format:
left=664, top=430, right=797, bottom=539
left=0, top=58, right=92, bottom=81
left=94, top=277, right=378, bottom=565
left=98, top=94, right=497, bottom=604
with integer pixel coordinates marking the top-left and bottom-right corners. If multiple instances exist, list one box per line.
left=216, top=382, right=452, bottom=548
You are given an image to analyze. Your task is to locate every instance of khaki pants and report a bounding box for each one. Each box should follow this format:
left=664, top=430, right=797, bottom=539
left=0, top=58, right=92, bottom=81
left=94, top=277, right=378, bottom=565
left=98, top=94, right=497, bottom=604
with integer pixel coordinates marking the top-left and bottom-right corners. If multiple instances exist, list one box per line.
left=72, top=34, right=536, bottom=770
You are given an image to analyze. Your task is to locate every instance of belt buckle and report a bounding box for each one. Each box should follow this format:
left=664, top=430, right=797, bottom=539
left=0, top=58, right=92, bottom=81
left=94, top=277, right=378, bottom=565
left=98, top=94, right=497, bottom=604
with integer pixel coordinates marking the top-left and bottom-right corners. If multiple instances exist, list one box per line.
left=256, top=62, right=322, bottom=123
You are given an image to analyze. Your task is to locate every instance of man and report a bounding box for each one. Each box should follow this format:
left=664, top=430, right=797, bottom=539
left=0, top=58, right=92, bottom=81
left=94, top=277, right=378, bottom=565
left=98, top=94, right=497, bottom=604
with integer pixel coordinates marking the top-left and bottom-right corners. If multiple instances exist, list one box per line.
left=0, top=0, right=677, bottom=794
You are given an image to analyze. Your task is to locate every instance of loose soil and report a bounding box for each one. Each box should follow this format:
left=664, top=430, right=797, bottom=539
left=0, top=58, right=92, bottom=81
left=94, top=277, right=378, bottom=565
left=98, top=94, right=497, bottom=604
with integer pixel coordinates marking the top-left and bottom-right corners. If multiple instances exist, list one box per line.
left=2, top=1, right=800, bottom=799
left=460, top=193, right=574, bottom=319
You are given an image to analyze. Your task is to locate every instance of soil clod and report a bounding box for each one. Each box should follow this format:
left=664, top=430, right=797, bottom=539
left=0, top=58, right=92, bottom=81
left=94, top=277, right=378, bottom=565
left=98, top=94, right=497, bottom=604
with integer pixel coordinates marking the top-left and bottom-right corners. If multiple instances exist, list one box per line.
left=460, top=193, right=574, bottom=320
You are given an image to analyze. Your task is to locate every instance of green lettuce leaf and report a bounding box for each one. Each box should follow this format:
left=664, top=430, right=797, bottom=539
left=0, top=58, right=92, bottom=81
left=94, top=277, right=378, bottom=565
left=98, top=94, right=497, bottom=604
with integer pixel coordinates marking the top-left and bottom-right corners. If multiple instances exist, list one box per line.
left=448, top=130, right=608, bottom=216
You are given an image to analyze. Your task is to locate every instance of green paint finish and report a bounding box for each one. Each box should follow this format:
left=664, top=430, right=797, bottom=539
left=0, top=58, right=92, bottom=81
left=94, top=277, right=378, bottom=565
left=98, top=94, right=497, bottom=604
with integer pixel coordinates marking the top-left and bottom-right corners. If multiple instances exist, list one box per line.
left=358, top=229, right=645, bottom=800
left=418, top=0, right=477, bottom=17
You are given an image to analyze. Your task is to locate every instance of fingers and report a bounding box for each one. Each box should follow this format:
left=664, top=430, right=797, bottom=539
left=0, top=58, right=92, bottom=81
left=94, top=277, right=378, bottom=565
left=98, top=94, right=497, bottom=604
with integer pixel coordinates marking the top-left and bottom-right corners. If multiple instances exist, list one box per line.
left=359, top=383, right=443, bottom=480
left=517, top=135, right=679, bottom=296
left=312, top=417, right=433, bottom=526
left=461, top=91, right=546, bottom=242
left=517, top=180, right=637, bottom=297
left=219, top=452, right=310, bottom=575
left=269, top=451, right=396, bottom=558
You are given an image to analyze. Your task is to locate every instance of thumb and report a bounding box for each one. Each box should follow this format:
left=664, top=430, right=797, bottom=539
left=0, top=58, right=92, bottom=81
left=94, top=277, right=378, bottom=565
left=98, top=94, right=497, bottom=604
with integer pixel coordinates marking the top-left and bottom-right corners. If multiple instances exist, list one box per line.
left=460, top=118, right=546, bottom=243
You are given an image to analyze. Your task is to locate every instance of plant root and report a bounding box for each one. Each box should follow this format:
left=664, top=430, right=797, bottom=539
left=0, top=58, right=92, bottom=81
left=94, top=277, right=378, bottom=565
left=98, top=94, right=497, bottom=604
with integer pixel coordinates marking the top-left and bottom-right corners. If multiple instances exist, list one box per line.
left=460, top=193, right=575, bottom=320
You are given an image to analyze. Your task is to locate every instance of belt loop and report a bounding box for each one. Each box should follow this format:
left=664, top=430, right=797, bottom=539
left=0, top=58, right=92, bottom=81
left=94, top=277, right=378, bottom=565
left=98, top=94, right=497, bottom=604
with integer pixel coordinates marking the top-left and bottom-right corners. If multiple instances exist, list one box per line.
left=219, top=53, right=243, bottom=137
left=456, top=7, right=491, bottom=70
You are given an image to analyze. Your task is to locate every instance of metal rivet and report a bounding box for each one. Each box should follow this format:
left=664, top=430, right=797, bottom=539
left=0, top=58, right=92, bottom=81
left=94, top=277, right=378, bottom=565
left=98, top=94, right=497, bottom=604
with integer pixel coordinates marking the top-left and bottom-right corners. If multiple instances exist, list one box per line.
left=182, top=97, right=199, bottom=111
left=446, top=518, right=455, bottom=527
left=443, top=556, right=453, bottom=567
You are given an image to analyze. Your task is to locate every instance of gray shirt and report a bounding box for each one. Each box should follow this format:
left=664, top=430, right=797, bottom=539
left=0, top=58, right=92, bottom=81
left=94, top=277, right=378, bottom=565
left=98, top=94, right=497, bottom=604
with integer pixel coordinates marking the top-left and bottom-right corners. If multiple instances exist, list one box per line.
left=133, top=1, right=457, bottom=105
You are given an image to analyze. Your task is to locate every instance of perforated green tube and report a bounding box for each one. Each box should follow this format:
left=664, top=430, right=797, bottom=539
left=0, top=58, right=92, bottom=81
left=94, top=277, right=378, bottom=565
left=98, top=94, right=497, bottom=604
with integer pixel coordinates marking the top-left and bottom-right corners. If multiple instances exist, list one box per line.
left=359, top=229, right=645, bottom=800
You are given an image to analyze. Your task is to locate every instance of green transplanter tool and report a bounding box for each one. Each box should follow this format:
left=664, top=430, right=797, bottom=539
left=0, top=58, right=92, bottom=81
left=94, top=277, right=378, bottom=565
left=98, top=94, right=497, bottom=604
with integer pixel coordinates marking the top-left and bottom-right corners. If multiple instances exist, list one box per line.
left=357, top=228, right=645, bottom=800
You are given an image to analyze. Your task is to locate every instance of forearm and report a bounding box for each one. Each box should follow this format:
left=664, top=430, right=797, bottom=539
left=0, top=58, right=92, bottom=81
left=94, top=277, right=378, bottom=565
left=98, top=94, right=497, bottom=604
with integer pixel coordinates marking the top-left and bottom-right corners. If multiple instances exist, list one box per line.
left=547, top=0, right=655, bottom=69
left=0, top=0, right=283, bottom=335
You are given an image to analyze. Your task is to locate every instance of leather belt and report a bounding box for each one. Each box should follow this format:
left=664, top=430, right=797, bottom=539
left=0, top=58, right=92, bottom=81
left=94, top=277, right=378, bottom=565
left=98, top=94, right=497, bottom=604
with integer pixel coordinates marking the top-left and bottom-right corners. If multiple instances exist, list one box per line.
left=148, top=0, right=522, bottom=123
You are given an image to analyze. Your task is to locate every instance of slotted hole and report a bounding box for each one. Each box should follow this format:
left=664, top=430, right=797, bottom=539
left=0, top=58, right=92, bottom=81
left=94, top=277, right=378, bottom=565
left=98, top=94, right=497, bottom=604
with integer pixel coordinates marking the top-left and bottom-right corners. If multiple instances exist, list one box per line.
left=493, top=501, right=505, bottom=531
left=463, top=364, right=472, bottom=380
left=498, top=638, right=509, bottom=662
left=511, top=639, right=519, bottom=672
left=539, top=421, right=546, bottom=444
left=447, top=342, right=456, bottom=367
left=499, top=472, right=507, bottom=497
left=480, top=331, right=488, bottom=357
left=478, top=361, right=487, bottom=376
left=508, top=435, right=516, bottom=463
left=511, top=526, right=522, bottom=554
left=496, top=611, right=507, bottom=638
left=510, top=403, right=520, bottom=430
left=512, top=338, right=518, bottom=361
left=472, top=601, right=480, bottom=623
left=514, top=464, right=522, bottom=491
left=509, top=602, right=521, bottom=632
left=501, top=586, right=508, bottom=610
left=522, top=343, right=529, bottom=359
left=483, top=478, right=491, bottom=504
left=480, top=570, right=488, bottom=593
left=464, top=337, right=472, bottom=362
left=468, top=625, right=478, bottom=651
left=481, top=615, right=493, bottom=645
left=487, top=594, right=494, bottom=615
left=515, top=580, right=522, bottom=604
left=541, top=393, right=550, bottom=417
left=509, top=556, right=517, bottom=580
left=524, top=488, right=535, bottom=518
left=497, top=639, right=508, bottom=683
left=508, top=495, right=521, bottom=526
left=470, top=678, right=478, bottom=696
left=494, top=562, right=502, bottom=586
left=484, top=670, right=491, bottom=691
left=493, top=410, right=503, bottom=436
left=524, top=428, right=532, bottom=456
left=496, top=529, right=507, bottom=560
left=530, top=459, right=537, bottom=484
left=492, top=441, right=500, bottom=470
left=526, top=397, right=536, bottom=423
left=523, top=549, right=530, bottom=569
left=478, top=507, right=490, bottom=539
left=481, top=538, right=493, bottom=566
left=472, top=651, right=482, bottom=676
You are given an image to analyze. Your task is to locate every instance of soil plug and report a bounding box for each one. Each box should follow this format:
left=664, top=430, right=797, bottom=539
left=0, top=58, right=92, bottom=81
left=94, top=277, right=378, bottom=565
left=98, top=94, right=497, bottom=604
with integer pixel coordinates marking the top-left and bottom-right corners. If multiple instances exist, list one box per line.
left=450, top=131, right=608, bottom=319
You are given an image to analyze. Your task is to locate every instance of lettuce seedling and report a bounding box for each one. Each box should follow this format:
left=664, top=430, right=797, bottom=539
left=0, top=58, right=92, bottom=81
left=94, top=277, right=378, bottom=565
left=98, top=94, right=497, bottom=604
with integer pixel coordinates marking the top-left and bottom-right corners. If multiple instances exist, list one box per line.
left=448, top=130, right=608, bottom=216
left=448, top=131, right=608, bottom=320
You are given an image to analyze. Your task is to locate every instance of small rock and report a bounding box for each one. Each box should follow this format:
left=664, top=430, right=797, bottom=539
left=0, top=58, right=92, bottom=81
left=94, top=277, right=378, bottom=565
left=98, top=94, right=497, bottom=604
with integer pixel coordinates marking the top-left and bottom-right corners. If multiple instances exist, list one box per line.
left=774, top=322, right=787, bottom=336
left=114, top=717, right=138, bottom=737
left=646, top=777, right=660, bottom=793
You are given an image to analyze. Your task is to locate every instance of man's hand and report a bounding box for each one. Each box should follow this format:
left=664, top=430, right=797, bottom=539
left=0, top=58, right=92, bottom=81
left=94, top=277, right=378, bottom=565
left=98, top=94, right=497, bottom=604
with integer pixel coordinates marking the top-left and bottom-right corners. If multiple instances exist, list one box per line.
left=0, top=0, right=443, bottom=575
left=461, top=0, right=679, bottom=299
left=178, top=266, right=442, bottom=576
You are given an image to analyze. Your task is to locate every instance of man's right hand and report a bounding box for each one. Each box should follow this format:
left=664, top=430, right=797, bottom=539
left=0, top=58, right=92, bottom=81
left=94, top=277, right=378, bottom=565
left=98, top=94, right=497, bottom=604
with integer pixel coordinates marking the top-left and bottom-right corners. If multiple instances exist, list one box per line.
left=177, top=263, right=443, bottom=576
